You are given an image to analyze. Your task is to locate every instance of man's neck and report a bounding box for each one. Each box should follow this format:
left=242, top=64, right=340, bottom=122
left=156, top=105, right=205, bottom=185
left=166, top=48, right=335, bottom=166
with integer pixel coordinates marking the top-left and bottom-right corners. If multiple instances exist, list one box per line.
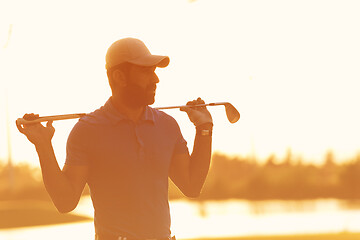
left=110, top=96, right=145, bottom=122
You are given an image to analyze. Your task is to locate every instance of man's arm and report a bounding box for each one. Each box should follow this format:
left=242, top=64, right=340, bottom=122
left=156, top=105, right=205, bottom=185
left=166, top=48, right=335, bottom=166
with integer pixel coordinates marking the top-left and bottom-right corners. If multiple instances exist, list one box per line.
left=16, top=115, right=87, bottom=213
left=169, top=98, right=213, bottom=198
left=36, top=142, right=88, bottom=213
left=169, top=123, right=212, bottom=198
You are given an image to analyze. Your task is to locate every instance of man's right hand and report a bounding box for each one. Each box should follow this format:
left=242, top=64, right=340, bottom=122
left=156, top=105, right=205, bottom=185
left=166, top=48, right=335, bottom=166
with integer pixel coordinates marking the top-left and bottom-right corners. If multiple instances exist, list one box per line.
left=16, top=113, right=55, bottom=146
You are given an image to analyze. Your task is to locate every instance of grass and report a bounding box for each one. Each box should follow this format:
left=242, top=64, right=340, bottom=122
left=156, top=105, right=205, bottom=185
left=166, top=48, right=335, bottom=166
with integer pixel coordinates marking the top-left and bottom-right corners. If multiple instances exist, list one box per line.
left=0, top=200, right=92, bottom=229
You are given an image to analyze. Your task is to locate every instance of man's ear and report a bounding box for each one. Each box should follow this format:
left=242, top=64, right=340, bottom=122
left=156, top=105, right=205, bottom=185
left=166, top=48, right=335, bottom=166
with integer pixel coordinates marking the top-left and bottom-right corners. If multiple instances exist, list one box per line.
left=111, top=69, right=127, bottom=87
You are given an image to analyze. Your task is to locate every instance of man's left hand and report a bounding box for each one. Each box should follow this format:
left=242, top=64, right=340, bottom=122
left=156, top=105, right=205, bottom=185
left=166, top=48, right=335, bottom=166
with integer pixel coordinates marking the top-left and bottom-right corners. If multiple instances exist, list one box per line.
left=180, top=98, right=213, bottom=127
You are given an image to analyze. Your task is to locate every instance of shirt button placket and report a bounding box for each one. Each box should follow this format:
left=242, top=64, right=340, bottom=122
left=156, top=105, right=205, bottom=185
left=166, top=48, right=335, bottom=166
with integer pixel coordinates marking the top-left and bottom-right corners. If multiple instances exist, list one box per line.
left=135, top=124, right=145, bottom=162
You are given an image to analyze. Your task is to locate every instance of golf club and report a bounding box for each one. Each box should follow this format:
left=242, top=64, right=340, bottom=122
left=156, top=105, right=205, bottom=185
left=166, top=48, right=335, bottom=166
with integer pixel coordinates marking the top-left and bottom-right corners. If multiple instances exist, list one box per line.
left=155, top=102, right=240, bottom=123
left=16, top=102, right=240, bottom=125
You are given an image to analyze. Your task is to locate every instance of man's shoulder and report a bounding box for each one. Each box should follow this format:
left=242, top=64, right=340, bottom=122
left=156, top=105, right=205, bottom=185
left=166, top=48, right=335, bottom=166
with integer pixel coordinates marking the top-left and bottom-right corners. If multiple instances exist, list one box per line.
left=77, top=106, right=112, bottom=126
left=148, top=107, right=182, bottom=133
left=149, top=107, right=177, bottom=123
left=69, top=107, right=109, bottom=135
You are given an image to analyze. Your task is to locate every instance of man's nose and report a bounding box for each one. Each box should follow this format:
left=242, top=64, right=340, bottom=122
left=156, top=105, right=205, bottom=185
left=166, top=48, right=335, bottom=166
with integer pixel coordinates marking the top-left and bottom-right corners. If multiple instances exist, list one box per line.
left=152, top=73, right=160, bottom=83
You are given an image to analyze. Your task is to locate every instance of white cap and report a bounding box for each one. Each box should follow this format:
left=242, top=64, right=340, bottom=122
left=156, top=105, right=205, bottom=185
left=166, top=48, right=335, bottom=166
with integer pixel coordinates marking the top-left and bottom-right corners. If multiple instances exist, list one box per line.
left=105, top=38, right=170, bottom=70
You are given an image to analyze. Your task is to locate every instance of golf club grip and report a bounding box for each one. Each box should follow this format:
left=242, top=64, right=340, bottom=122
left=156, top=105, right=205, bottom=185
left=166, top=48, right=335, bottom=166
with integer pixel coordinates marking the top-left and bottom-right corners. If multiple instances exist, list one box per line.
left=16, top=113, right=86, bottom=125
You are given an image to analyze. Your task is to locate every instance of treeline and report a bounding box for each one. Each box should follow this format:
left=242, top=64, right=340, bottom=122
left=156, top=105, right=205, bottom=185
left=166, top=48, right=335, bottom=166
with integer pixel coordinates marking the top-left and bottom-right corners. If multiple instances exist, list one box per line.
left=2, top=150, right=360, bottom=201
left=0, top=162, right=89, bottom=201
left=0, top=163, right=49, bottom=201
left=169, top=151, right=360, bottom=200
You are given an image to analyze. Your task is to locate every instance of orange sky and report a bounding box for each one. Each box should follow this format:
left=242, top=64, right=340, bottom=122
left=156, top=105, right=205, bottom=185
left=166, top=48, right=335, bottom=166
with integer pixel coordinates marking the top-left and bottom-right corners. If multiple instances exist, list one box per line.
left=1, top=0, right=360, bottom=166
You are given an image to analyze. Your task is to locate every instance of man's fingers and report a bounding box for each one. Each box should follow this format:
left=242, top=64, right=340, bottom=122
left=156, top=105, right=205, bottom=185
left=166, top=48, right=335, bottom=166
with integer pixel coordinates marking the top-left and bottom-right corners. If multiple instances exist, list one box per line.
left=180, top=106, right=201, bottom=112
left=181, top=98, right=207, bottom=112
left=195, top=98, right=205, bottom=110
left=196, top=97, right=205, bottom=104
left=185, top=98, right=205, bottom=106
left=181, top=100, right=195, bottom=112
left=16, top=120, right=25, bottom=134
left=46, top=120, right=53, bottom=128
left=23, top=113, right=39, bottom=121
left=179, top=107, right=187, bottom=112
left=15, top=119, right=41, bottom=133
left=180, top=106, right=193, bottom=113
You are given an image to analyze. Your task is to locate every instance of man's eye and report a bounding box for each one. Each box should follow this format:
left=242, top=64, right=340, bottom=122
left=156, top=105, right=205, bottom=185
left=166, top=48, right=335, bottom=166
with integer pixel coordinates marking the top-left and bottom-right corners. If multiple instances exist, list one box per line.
left=143, top=68, right=155, bottom=73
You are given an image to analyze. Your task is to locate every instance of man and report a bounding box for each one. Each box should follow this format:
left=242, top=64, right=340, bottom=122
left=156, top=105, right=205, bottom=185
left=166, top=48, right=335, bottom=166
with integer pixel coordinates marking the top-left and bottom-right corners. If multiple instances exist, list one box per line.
left=17, top=37, right=213, bottom=240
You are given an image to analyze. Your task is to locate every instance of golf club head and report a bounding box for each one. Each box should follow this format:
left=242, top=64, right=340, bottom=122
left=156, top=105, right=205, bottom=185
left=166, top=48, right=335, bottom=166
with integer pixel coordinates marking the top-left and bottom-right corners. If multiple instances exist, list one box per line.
left=224, top=103, right=240, bottom=123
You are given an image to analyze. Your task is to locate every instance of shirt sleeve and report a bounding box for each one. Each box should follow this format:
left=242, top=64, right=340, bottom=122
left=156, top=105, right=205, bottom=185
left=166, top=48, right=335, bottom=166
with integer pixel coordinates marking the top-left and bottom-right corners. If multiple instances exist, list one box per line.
left=65, top=121, right=91, bottom=166
left=172, top=121, right=190, bottom=156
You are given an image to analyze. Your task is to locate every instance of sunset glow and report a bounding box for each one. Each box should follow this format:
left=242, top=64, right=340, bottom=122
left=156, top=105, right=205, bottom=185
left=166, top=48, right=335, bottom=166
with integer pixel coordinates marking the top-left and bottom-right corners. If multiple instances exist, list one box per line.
left=2, top=1, right=360, bottom=240
left=1, top=0, right=360, bottom=166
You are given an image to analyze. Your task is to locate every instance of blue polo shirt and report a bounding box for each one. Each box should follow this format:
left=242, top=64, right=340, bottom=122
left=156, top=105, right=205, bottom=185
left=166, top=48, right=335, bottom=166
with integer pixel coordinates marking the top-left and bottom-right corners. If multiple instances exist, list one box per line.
left=65, top=98, right=189, bottom=239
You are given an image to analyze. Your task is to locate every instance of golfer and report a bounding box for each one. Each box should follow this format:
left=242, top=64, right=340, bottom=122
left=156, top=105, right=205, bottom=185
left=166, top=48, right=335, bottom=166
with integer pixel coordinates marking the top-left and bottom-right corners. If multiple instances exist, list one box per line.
left=17, top=37, right=213, bottom=240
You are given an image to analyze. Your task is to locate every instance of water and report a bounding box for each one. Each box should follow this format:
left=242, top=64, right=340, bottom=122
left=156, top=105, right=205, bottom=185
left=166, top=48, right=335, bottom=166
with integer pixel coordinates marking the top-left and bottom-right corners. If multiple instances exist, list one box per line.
left=2, top=197, right=360, bottom=240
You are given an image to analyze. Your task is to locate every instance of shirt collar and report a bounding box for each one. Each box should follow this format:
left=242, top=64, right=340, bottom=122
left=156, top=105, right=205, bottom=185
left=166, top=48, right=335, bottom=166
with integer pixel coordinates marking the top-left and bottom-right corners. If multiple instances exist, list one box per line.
left=102, top=97, right=155, bottom=125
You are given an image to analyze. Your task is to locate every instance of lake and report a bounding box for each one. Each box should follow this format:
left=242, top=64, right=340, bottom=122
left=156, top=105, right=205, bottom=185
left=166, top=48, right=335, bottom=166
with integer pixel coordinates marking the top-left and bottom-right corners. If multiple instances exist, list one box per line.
left=2, top=197, right=360, bottom=240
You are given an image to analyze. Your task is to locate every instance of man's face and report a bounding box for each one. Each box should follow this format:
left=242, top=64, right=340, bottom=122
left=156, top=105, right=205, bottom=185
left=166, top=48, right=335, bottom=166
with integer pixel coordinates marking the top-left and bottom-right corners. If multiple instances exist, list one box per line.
left=121, top=65, right=159, bottom=108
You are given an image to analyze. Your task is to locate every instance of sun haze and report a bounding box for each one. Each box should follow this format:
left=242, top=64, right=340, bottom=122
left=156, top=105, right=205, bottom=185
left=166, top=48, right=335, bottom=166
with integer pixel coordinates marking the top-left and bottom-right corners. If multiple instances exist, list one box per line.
left=1, top=0, right=360, bottom=167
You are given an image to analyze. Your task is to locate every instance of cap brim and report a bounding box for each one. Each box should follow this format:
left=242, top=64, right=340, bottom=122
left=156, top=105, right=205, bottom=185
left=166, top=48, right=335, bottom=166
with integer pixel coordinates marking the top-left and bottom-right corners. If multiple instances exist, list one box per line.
left=128, top=55, right=170, bottom=68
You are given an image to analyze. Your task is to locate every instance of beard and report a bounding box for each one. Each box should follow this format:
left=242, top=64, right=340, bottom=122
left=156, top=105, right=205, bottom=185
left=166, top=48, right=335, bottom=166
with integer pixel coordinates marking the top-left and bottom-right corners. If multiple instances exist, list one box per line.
left=122, top=81, right=156, bottom=108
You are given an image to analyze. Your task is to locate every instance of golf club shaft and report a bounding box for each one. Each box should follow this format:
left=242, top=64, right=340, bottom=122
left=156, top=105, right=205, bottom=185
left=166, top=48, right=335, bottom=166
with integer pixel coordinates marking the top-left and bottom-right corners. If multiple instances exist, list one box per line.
left=16, top=102, right=236, bottom=124
left=155, top=102, right=229, bottom=110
